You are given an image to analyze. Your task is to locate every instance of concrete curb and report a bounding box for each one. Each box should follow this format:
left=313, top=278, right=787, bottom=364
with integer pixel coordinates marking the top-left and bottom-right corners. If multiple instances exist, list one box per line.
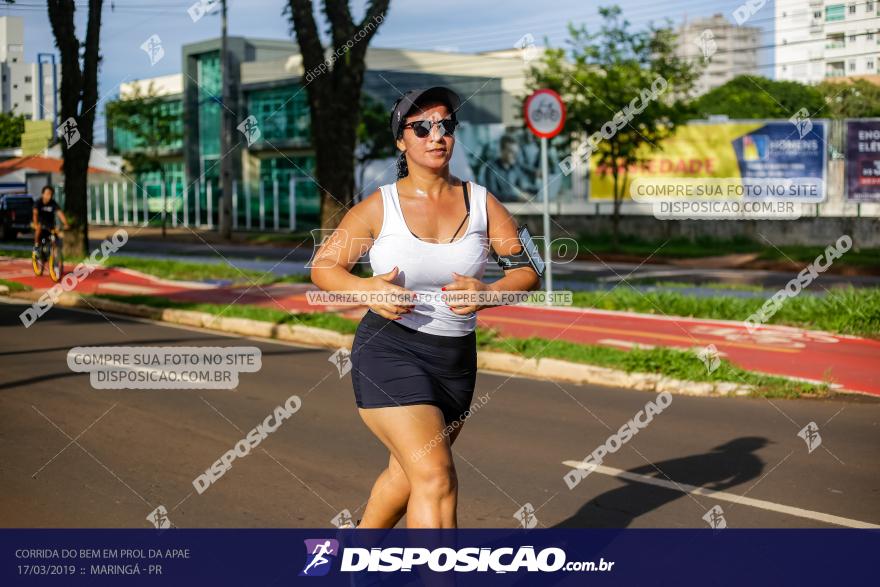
left=5, top=291, right=754, bottom=397
left=8, top=291, right=357, bottom=350
left=476, top=352, right=751, bottom=397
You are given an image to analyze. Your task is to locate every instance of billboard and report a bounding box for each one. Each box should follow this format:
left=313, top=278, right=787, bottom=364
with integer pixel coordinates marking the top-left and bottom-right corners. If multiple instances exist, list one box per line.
left=589, top=121, right=827, bottom=202
left=457, top=124, right=575, bottom=203
left=845, top=120, right=880, bottom=202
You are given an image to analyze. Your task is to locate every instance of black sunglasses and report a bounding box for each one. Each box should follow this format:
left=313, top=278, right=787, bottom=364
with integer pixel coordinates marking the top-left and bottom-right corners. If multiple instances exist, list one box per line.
left=402, top=118, right=458, bottom=138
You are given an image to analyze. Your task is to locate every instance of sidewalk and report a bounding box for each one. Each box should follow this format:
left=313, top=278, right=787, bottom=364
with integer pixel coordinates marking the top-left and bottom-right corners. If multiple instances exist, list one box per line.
left=3, top=257, right=878, bottom=397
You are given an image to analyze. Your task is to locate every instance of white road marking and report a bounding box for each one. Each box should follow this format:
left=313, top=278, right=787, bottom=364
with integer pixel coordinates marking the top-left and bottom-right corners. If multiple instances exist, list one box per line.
left=561, top=461, right=880, bottom=529
left=597, top=338, right=729, bottom=357
left=0, top=271, right=33, bottom=279
left=527, top=305, right=863, bottom=340
left=95, top=283, right=165, bottom=295
left=598, top=338, right=656, bottom=350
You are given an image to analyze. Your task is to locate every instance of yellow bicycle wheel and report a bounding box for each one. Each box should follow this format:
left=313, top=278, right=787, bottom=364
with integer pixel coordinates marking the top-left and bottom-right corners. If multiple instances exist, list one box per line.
left=48, top=244, right=63, bottom=282
left=32, top=250, right=44, bottom=276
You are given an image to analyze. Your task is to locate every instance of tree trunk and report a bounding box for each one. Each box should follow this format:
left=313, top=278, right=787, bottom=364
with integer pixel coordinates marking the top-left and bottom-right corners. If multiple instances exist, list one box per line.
left=61, top=148, right=90, bottom=254
left=286, top=0, right=389, bottom=230
left=611, top=158, right=621, bottom=251
left=312, top=86, right=359, bottom=230
left=48, top=0, right=103, bottom=258
left=160, top=169, right=167, bottom=238
left=218, top=0, right=233, bottom=240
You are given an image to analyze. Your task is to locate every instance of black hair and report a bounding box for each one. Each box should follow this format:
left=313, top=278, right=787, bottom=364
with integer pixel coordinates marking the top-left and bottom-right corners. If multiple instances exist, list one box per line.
left=42, top=185, right=55, bottom=196
left=500, top=134, right=518, bottom=149
left=396, top=151, right=409, bottom=179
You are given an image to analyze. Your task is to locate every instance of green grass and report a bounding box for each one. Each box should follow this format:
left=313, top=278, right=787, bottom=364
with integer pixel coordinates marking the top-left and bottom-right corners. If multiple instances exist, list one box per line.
left=647, top=281, right=768, bottom=293
left=94, top=294, right=358, bottom=334
left=757, top=244, right=880, bottom=268
left=560, top=234, right=880, bottom=268
left=0, top=278, right=30, bottom=293
left=476, top=328, right=828, bottom=399
left=568, top=287, right=880, bottom=337
left=0, top=248, right=309, bottom=285
left=92, top=293, right=829, bottom=398
left=0, top=248, right=30, bottom=259
left=101, top=256, right=310, bottom=285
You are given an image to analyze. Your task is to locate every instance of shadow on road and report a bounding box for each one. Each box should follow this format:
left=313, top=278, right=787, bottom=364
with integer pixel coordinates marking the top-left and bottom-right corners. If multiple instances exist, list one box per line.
left=554, top=437, right=768, bottom=528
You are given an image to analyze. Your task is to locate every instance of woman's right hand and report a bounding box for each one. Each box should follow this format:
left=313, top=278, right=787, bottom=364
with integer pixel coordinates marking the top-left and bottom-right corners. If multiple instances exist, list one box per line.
left=364, top=266, right=415, bottom=320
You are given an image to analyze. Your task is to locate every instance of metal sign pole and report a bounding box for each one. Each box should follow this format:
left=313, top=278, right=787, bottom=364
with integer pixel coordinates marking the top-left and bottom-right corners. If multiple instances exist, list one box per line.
left=541, top=137, right=552, bottom=304
left=524, top=88, right=564, bottom=307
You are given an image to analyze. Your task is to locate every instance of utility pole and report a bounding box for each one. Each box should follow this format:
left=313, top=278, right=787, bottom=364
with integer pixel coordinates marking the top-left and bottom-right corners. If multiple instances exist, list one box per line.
left=218, top=0, right=233, bottom=239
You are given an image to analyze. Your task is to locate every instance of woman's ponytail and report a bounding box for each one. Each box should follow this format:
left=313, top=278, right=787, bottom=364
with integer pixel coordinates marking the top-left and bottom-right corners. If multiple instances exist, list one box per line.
left=396, top=151, right=409, bottom=179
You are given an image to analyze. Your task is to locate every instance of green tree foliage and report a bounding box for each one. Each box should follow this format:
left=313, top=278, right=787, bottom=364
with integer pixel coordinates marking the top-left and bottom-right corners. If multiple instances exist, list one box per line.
left=0, top=112, right=25, bottom=148
left=355, top=92, right=396, bottom=193
left=105, top=82, right=183, bottom=236
left=528, top=5, right=700, bottom=247
left=105, top=82, right=182, bottom=178
left=816, top=79, right=880, bottom=118
left=692, top=75, right=824, bottom=119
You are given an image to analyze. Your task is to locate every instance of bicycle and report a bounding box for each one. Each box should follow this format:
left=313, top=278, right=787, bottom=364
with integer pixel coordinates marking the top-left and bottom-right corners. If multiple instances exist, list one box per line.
left=532, top=102, right=560, bottom=123
left=32, top=227, right=64, bottom=282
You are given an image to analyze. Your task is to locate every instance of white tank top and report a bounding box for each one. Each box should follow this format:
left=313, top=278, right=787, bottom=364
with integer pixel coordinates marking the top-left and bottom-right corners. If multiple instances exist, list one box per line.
left=368, top=181, right=491, bottom=336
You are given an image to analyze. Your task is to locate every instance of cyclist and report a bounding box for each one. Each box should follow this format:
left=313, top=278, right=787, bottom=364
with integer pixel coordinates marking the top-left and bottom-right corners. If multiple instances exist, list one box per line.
left=33, top=185, right=69, bottom=252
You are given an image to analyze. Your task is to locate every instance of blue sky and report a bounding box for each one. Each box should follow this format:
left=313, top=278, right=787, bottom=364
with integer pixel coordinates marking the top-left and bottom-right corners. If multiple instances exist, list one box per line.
left=7, top=0, right=771, bottom=141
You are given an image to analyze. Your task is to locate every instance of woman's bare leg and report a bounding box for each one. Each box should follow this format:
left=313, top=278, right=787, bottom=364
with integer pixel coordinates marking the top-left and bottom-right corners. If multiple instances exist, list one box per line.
left=358, top=405, right=460, bottom=528
left=357, top=454, right=410, bottom=528
left=358, top=414, right=466, bottom=529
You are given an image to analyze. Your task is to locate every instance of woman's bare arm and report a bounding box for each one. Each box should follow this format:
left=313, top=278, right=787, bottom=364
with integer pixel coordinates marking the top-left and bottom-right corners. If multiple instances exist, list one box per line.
left=443, top=191, right=540, bottom=315
left=310, top=191, right=414, bottom=320
left=309, top=192, right=379, bottom=292
left=484, top=191, right=541, bottom=295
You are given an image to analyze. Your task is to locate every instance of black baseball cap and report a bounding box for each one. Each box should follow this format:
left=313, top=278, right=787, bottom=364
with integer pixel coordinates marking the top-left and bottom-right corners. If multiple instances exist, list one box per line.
left=389, top=86, right=461, bottom=139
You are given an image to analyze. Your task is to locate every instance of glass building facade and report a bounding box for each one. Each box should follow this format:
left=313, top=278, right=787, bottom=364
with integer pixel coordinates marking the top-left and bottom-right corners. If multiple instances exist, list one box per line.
left=106, top=37, right=558, bottom=230
left=196, top=51, right=222, bottom=182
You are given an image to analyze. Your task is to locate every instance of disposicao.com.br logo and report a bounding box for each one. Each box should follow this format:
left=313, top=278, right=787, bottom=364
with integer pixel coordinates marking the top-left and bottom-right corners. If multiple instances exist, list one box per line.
left=300, top=539, right=339, bottom=577
left=298, top=538, right=614, bottom=575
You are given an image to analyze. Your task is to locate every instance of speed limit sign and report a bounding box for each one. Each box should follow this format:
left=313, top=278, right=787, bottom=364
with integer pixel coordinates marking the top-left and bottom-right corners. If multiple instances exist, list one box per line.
left=524, top=89, right=566, bottom=139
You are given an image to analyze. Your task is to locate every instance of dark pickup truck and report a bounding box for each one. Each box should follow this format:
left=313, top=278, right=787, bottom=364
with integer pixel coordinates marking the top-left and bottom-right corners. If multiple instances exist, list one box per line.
left=0, top=194, right=35, bottom=240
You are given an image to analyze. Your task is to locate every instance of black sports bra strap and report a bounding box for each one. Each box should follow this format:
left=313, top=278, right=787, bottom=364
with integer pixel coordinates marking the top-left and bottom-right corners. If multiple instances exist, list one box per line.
left=447, top=182, right=470, bottom=243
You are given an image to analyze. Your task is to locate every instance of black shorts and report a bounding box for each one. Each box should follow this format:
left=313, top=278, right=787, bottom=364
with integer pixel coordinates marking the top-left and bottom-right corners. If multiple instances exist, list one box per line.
left=351, top=310, right=477, bottom=425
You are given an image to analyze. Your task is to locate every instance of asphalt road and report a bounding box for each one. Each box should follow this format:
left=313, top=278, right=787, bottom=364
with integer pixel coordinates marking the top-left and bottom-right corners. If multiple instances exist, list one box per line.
left=1, top=301, right=878, bottom=529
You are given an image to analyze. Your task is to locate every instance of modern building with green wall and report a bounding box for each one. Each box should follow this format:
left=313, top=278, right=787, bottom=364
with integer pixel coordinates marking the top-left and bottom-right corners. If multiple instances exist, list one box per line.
left=107, top=37, right=567, bottom=230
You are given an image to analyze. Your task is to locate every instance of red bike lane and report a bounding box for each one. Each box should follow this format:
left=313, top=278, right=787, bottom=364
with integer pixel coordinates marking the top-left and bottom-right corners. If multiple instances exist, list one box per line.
left=476, top=305, right=880, bottom=396
left=3, top=257, right=877, bottom=396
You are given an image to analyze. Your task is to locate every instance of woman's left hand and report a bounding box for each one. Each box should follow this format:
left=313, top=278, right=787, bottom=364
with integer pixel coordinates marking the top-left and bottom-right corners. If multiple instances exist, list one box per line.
left=441, top=272, right=495, bottom=315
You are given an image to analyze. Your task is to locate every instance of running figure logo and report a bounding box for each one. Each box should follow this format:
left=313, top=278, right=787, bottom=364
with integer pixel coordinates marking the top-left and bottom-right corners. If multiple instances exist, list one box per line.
left=237, top=115, right=262, bottom=146
left=56, top=117, right=80, bottom=148
left=697, top=344, right=721, bottom=374
left=797, top=421, right=822, bottom=453
left=140, top=34, right=165, bottom=66
left=513, top=503, right=539, bottom=529
left=329, top=348, right=352, bottom=377
left=146, top=505, right=173, bottom=529
left=702, top=505, right=727, bottom=529
left=300, top=539, right=339, bottom=577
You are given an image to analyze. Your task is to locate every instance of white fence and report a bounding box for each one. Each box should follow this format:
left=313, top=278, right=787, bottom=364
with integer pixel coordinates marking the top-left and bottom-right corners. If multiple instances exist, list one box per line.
left=84, top=178, right=305, bottom=231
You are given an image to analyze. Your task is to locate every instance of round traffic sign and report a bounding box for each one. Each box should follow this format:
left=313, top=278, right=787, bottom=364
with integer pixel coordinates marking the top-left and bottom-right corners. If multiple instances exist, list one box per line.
left=524, top=89, right=566, bottom=139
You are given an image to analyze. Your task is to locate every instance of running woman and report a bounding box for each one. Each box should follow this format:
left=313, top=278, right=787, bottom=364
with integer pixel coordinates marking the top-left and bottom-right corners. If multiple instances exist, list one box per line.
left=310, top=86, right=540, bottom=529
